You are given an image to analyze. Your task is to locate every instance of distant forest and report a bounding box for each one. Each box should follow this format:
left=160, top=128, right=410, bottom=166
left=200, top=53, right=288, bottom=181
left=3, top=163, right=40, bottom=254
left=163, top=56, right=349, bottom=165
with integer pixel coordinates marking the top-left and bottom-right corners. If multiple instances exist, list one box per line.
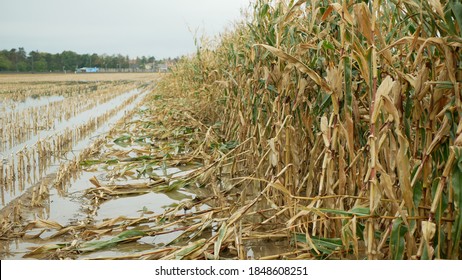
left=0, top=47, right=175, bottom=72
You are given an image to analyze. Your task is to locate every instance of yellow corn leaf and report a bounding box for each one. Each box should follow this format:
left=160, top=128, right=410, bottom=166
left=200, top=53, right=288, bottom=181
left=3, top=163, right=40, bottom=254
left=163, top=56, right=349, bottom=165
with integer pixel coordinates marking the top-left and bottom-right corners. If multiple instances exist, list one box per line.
left=321, top=116, right=330, bottom=147
left=370, top=178, right=382, bottom=213
left=255, top=44, right=331, bottom=91
left=382, top=95, right=401, bottom=127
left=353, top=3, right=373, bottom=44
left=269, top=138, right=278, bottom=167
left=25, top=219, right=63, bottom=231
left=397, top=133, right=415, bottom=213
left=422, top=221, right=436, bottom=243
left=414, top=65, right=429, bottom=97
left=284, top=0, right=306, bottom=22
left=428, top=0, right=445, bottom=18
left=214, top=222, right=228, bottom=260
left=270, top=179, right=291, bottom=196
left=89, top=176, right=102, bottom=188
left=331, top=3, right=354, bottom=25
left=326, top=66, right=342, bottom=97
left=352, top=49, right=370, bottom=86
left=372, top=76, right=395, bottom=124
left=287, top=210, right=311, bottom=227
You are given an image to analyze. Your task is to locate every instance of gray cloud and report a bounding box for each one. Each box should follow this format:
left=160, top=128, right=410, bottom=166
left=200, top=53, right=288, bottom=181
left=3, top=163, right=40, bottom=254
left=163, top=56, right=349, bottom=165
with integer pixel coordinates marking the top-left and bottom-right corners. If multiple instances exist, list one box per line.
left=0, top=0, right=251, bottom=58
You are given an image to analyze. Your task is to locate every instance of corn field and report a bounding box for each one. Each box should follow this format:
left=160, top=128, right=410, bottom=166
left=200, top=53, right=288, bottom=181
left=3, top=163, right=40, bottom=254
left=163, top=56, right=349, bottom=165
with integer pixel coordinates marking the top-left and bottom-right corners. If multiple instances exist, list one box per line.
left=159, top=0, right=462, bottom=259
left=1, top=0, right=461, bottom=261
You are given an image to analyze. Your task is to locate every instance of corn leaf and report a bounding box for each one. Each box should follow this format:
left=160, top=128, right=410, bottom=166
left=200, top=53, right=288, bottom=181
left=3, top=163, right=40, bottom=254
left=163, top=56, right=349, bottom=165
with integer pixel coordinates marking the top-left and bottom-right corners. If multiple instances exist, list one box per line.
left=451, top=147, right=462, bottom=259
left=390, top=218, right=408, bottom=260
left=78, top=230, right=147, bottom=252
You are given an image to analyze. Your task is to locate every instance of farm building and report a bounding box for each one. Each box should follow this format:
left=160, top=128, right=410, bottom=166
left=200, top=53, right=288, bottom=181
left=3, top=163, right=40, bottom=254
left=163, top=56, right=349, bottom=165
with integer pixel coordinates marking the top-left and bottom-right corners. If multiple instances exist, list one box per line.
left=76, top=67, right=99, bottom=73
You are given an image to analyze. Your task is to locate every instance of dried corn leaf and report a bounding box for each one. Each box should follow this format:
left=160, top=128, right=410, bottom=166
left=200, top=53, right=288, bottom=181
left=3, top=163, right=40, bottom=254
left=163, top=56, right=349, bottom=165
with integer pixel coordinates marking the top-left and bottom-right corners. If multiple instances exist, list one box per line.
left=24, top=219, right=63, bottom=231
left=23, top=244, right=66, bottom=259
left=330, top=3, right=354, bottom=25
left=255, top=44, right=330, bottom=91
left=372, top=76, right=394, bottom=124
left=353, top=3, right=373, bottom=44
left=397, top=133, right=414, bottom=213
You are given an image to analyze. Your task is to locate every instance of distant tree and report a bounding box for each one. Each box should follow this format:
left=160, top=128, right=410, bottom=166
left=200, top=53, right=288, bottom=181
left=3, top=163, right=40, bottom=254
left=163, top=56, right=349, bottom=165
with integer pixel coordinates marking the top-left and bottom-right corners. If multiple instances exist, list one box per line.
left=17, top=61, right=29, bottom=72
left=91, top=53, right=101, bottom=67
left=45, top=52, right=60, bottom=71
left=61, top=51, right=78, bottom=70
left=29, top=51, right=48, bottom=72
left=0, top=53, right=12, bottom=71
left=29, top=51, right=37, bottom=71
left=18, top=48, right=28, bottom=70
left=0, top=48, right=157, bottom=72
left=100, top=54, right=112, bottom=69
left=6, top=48, right=17, bottom=71
left=115, top=54, right=127, bottom=69
left=125, top=55, right=130, bottom=68
left=35, top=58, right=48, bottom=72
left=108, top=55, right=120, bottom=68
left=139, top=56, right=147, bottom=69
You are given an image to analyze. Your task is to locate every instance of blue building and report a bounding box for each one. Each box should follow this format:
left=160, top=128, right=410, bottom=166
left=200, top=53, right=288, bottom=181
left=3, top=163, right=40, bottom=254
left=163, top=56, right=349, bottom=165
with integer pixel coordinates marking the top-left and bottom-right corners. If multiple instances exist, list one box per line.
left=76, top=67, right=99, bottom=73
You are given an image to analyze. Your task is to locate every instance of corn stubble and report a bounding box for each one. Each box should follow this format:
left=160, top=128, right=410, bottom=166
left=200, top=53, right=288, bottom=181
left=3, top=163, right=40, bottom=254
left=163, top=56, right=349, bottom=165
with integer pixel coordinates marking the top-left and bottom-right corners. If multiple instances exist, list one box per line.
left=158, top=0, right=462, bottom=259
left=0, top=77, right=153, bottom=245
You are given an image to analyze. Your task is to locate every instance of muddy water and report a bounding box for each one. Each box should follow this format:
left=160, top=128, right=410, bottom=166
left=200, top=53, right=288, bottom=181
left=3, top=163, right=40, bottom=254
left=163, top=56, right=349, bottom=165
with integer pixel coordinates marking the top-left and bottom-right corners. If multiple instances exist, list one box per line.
left=0, top=87, right=202, bottom=259
left=0, top=171, right=196, bottom=259
left=1, top=95, right=65, bottom=113
left=0, top=89, right=142, bottom=206
left=1, top=83, right=291, bottom=260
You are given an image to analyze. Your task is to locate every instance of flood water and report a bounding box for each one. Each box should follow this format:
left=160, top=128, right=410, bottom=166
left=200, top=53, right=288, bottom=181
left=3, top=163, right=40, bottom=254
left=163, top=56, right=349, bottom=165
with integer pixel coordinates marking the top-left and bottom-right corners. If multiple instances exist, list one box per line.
left=1, top=95, right=65, bottom=113
left=0, top=88, right=143, bottom=206
left=1, top=77, right=291, bottom=260
left=0, top=81, right=204, bottom=259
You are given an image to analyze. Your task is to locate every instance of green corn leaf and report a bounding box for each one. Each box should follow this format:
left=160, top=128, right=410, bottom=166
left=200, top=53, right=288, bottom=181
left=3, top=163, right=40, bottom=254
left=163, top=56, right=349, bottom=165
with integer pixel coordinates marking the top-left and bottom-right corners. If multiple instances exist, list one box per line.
left=293, top=233, right=344, bottom=256
left=451, top=147, right=462, bottom=259
left=413, top=179, right=423, bottom=210
left=78, top=230, right=146, bottom=252
left=174, top=239, right=206, bottom=260
left=449, top=1, right=462, bottom=36
left=390, top=218, right=408, bottom=260
left=349, top=207, right=371, bottom=216
left=344, top=56, right=352, bottom=114
left=113, top=134, right=132, bottom=147
left=317, top=207, right=370, bottom=217
left=214, top=222, right=228, bottom=260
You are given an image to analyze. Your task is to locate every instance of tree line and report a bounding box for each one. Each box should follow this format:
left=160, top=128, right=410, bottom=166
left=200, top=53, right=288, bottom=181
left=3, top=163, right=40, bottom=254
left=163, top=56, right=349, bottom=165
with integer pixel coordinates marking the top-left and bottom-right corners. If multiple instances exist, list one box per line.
left=0, top=47, right=163, bottom=72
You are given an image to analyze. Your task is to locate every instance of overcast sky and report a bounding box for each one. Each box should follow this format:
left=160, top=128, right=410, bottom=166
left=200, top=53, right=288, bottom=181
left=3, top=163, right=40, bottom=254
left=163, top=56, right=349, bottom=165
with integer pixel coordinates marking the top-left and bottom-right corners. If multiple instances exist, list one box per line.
left=0, top=0, right=252, bottom=59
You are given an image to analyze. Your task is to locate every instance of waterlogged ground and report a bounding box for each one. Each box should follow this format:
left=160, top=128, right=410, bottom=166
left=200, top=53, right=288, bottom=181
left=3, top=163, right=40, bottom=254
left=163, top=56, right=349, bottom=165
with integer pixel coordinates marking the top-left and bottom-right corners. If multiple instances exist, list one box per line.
left=0, top=74, right=190, bottom=259
left=1, top=74, right=298, bottom=260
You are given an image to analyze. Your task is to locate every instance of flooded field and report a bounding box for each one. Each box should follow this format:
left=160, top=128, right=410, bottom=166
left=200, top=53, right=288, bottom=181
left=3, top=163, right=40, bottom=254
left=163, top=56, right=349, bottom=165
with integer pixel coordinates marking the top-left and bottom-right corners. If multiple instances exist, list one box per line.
left=0, top=73, right=176, bottom=259
left=0, top=73, right=299, bottom=260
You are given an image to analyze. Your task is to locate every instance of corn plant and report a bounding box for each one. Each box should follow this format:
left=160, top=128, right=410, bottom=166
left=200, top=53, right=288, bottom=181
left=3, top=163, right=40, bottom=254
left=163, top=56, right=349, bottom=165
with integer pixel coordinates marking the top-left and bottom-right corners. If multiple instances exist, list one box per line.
left=160, top=0, right=462, bottom=259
